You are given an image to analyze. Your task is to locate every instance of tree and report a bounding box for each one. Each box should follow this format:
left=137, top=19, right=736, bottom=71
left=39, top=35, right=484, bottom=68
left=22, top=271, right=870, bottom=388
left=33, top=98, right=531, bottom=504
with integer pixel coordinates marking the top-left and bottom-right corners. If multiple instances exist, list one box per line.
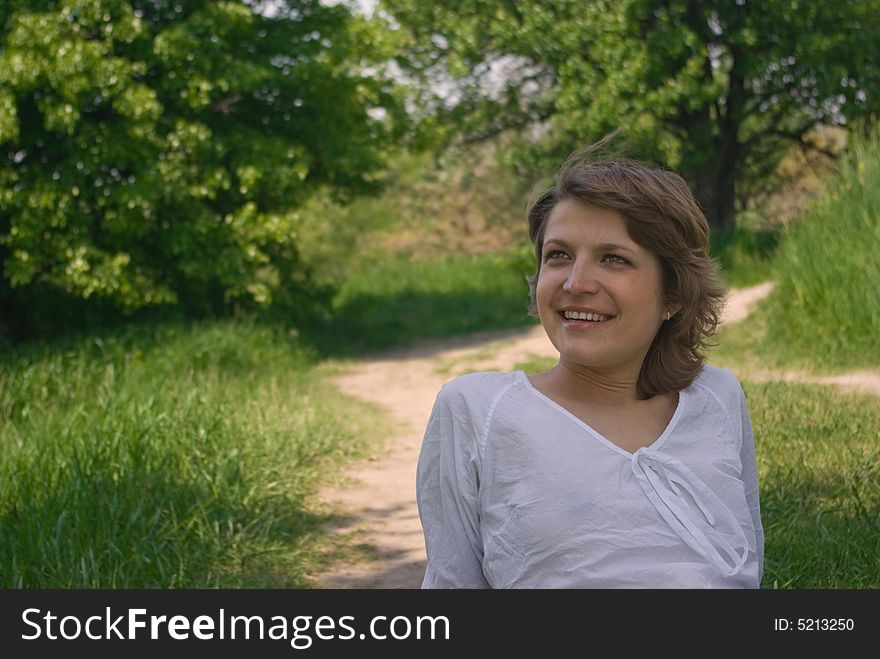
left=381, top=0, right=880, bottom=229
left=0, top=0, right=407, bottom=336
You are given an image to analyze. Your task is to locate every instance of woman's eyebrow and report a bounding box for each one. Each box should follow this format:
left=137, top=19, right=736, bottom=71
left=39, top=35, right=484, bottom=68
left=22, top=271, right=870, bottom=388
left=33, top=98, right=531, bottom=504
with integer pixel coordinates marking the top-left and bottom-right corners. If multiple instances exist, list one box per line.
left=543, top=238, right=637, bottom=255
left=543, top=238, right=571, bottom=248
left=597, top=242, right=637, bottom=255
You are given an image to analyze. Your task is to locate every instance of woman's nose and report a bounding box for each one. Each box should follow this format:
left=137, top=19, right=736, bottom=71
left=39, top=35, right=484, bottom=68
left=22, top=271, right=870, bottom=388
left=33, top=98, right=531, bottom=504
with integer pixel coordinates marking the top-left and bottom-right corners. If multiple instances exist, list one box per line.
left=563, top=259, right=601, bottom=294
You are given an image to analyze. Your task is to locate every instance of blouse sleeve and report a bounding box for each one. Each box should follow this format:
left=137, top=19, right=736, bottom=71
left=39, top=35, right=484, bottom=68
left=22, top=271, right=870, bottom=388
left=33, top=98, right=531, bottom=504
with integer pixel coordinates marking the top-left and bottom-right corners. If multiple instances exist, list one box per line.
left=416, top=385, right=489, bottom=588
left=738, top=385, right=765, bottom=587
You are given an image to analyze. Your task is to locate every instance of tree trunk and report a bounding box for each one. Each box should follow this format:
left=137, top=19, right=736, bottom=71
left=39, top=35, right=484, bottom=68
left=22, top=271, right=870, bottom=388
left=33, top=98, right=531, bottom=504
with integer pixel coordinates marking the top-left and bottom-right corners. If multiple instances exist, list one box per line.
left=693, top=48, right=747, bottom=233
left=0, top=245, right=22, bottom=343
left=692, top=128, right=740, bottom=232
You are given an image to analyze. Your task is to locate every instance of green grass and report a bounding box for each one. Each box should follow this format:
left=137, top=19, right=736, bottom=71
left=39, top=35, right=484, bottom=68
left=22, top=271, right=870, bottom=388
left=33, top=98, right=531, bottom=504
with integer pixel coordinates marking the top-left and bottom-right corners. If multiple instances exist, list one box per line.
left=299, top=250, right=537, bottom=358
left=708, top=306, right=860, bottom=376
left=0, top=247, right=537, bottom=589
left=709, top=307, right=798, bottom=373
left=711, top=224, right=779, bottom=288
left=756, top=133, right=880, bottom=369
left=745, top=381, right=880, bottom=588
left=0, top=319, right=393, bottom=588
left=511, top=355, right=880, bottom=588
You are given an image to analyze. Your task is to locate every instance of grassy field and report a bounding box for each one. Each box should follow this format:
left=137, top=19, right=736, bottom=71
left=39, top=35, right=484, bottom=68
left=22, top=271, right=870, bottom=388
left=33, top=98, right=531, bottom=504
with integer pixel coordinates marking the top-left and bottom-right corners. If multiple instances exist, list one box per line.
left=299, top=249, right=536, bottom=358
left=0, top=246, right=540, bottom=588
left=0, top=320, right=393, bottom=588
left=744, top=381, right=880, bottom=589
left=0, top=241, right=529, bottom=588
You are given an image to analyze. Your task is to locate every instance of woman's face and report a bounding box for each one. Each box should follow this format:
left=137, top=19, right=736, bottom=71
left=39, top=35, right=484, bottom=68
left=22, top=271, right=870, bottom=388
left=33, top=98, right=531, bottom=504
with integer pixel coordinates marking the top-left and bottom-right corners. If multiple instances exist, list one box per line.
left=535, top=199, right=673, bottom=379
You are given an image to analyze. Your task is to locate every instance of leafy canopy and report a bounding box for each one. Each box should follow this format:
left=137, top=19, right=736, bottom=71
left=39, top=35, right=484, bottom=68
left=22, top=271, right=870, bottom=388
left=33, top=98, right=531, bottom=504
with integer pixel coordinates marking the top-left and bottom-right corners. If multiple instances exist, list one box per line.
left=383, top=0, right=880, bottom=227
left=0, top=0, right=408, bottom=318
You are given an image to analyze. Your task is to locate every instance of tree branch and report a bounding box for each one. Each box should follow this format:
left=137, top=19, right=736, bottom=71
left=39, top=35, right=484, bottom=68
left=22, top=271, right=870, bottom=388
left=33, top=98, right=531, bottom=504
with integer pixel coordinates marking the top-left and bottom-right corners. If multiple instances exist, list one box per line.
left=212, top=94, right=242, bottom=115
left=461, top=105, right=555, bottom=145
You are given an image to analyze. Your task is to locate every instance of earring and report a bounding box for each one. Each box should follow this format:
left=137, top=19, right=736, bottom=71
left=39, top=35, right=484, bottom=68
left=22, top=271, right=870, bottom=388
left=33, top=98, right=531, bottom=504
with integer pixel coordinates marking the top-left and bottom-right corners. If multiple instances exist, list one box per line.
left=665, top=311, right=671, bottom=321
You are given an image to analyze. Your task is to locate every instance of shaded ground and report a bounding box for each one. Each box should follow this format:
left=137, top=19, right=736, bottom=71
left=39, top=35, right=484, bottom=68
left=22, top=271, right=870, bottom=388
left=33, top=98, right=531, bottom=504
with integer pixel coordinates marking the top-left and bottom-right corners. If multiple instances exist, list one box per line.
left=306, top=282, right=879, bottom=588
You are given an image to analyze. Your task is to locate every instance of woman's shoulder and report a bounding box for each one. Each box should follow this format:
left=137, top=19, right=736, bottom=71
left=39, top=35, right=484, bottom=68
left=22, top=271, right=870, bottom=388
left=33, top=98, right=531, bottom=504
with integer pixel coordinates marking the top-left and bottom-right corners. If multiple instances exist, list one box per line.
left=441, top=369, right=522, bottom=395
left=693, top=363, right=742, bottom=390
left=691, top=363, right=746, bottom=410
left=437, top=370, right=523, bottom=409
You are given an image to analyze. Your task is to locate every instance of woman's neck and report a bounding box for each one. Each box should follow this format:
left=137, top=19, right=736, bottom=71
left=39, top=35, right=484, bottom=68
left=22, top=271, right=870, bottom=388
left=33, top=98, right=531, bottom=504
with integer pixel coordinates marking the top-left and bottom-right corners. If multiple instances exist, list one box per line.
left=544, top=361, right=647, bottom=407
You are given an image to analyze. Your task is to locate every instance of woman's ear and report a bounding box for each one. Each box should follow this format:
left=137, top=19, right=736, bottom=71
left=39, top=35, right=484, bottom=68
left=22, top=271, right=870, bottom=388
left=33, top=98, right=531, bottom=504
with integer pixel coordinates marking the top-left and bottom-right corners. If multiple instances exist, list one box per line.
left=664, top=301, right=683, bottom=319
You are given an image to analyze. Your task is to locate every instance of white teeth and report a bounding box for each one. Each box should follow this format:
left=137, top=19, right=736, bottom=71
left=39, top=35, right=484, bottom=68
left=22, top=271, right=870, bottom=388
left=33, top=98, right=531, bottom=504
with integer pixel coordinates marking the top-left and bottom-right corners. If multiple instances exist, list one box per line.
left=563, top=311, right=610, bottom=321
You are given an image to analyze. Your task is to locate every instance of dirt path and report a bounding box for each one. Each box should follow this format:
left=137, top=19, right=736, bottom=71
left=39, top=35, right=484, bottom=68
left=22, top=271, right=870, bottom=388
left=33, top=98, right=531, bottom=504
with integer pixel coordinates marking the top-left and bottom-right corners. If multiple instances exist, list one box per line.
left=307, top=282, right=878, bottom=588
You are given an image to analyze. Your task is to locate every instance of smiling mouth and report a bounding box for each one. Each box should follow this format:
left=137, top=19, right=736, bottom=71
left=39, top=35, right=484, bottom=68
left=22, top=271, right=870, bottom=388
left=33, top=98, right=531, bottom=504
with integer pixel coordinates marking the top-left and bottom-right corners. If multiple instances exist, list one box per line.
left=557, top=311, right=615, bottom=324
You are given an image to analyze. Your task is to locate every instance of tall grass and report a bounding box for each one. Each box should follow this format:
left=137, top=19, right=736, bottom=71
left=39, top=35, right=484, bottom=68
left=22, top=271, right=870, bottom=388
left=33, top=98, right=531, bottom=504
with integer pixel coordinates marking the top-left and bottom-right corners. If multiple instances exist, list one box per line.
left=710, top=224, right=779, bottom=288
left=0, top=320, right=390, bottom=588
left=300, top=250, right=537, bottom=357
left=760, top=131, right=880, bottom=369
left=0, top=248, right=534, bottom=588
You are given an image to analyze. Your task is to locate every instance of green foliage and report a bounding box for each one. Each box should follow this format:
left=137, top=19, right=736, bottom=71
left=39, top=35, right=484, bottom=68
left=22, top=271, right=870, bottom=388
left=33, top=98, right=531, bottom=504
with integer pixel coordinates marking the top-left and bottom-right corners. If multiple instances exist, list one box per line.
left=365, top=141, right=534, bottom=257
left=0, top=0, right=408, bottom=331
left=710, top=223, right=779, bottom=288
left=287, top=140, right=537, bottom=301
left=759, top=129, right=880, bottom=368
left=383, top=0, right=880, bottom=228
left=299, top=250, right=537, bottom=357
left=0, top=319, right=393, bottom=587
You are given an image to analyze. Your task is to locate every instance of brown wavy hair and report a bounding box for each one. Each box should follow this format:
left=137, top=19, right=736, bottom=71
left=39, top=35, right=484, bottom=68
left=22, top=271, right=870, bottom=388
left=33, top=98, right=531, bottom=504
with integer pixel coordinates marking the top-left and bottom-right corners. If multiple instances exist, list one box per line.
left=526, top=148, right=727, bottom=399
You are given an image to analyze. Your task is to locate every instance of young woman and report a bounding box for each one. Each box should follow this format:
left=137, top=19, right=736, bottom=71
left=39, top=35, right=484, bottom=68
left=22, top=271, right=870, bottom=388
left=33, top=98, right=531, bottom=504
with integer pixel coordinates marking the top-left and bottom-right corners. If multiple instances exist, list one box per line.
left=416, top=151, right=764, bottom=588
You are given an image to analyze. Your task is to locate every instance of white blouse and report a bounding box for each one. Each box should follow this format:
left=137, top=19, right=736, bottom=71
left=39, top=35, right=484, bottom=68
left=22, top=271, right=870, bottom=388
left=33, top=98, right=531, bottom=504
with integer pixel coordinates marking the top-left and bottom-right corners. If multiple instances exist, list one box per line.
left=416, top=365, right=764, bottom=588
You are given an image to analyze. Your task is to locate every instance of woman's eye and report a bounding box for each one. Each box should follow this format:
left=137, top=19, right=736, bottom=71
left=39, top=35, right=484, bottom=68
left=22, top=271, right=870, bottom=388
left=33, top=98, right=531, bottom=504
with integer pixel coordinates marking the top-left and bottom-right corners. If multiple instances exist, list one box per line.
left=543, top=250, right=567, bottom=262
left=603, top=254, right=629, bottom=265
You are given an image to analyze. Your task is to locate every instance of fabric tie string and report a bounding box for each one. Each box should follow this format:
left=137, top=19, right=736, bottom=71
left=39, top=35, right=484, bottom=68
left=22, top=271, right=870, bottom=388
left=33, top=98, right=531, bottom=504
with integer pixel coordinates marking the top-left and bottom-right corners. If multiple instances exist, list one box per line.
left=630, top=447, right=750, bottom=576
